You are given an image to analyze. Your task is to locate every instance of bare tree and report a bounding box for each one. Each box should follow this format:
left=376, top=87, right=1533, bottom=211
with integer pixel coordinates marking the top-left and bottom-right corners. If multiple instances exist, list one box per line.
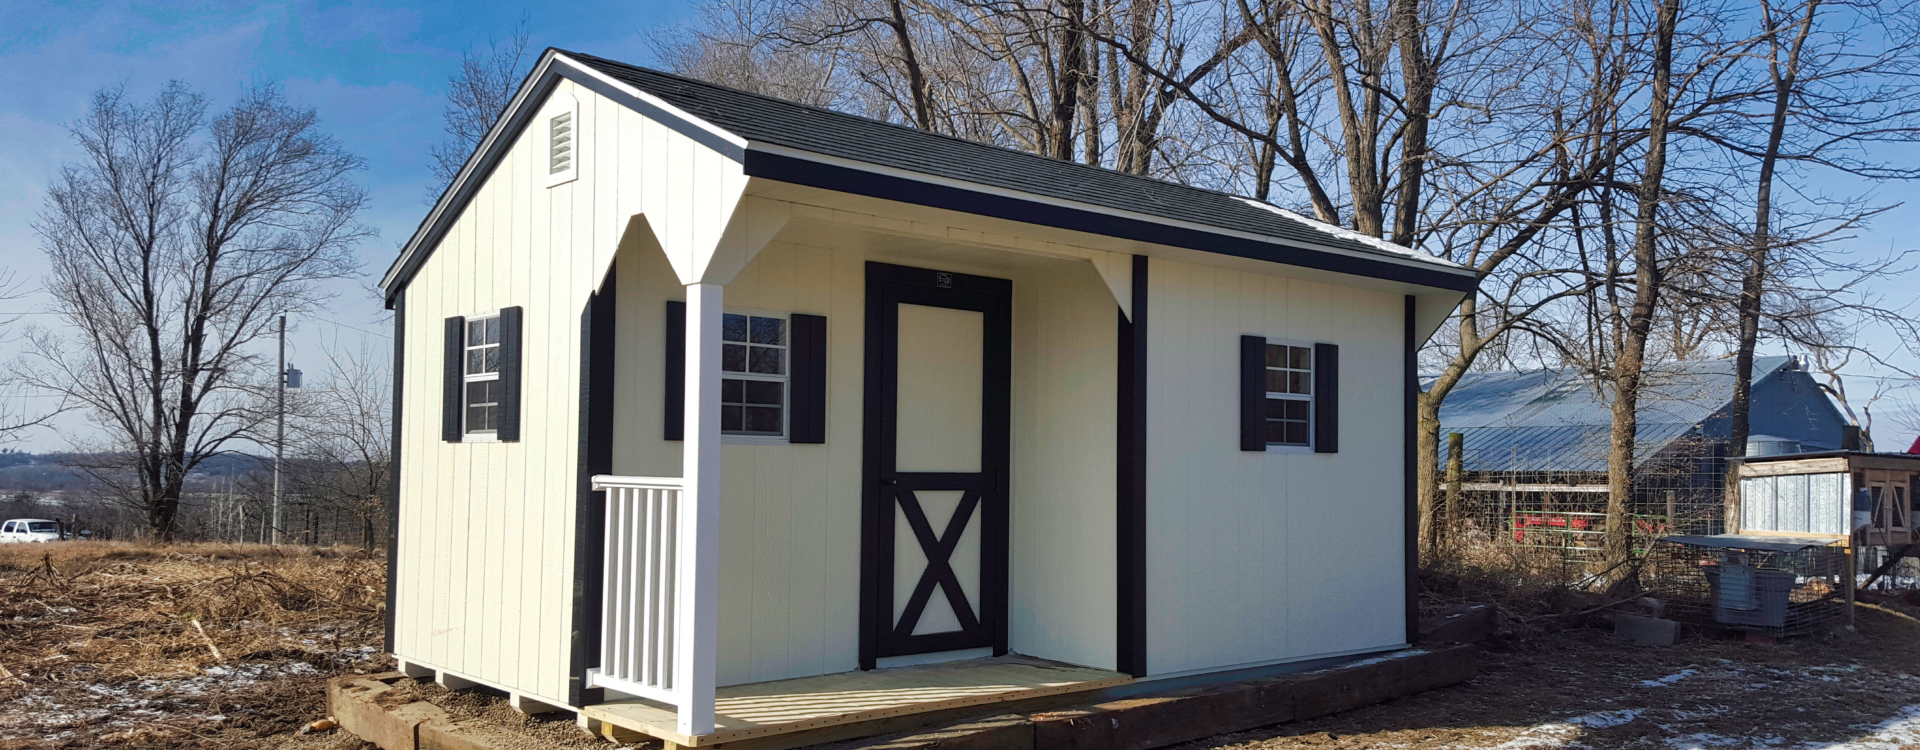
left=23, top=83, right=369, bottom=541
left=428, top=22, right=532, bottom=195
left=285, top=341, right=392, bottom=548
left=0, top=267, right=61, bottom=442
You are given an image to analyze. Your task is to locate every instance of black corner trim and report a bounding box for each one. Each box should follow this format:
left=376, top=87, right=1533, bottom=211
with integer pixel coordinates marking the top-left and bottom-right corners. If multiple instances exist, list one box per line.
left=1314, top=342, right=1339, bottom=454
left=498, top=306, right=525, bottom=441
left=384, top=292, right=406, bottom=654
left=1116, top=254, right=1149, bottom=678
left=443, top=316, right=465, bottom=442
left=1240, top=335, right=1267, bottom=452
left=664, top=300, right=686, bottom=441
left=744, top=151, right=1479, bottom=293
left=790, top=313, right=828, bottom=444
left=570, top=265, right=617, bottom=707
left=1403, top=295, right=1420, bottom=644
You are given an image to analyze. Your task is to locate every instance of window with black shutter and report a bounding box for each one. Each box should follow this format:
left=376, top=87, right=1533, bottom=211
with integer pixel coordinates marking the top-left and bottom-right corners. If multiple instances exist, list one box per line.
left=1240, top=335, right=1338, bottom=453
left=665, top=303, right=827, bottom=444
left=445, top=307, right=524, bottom=442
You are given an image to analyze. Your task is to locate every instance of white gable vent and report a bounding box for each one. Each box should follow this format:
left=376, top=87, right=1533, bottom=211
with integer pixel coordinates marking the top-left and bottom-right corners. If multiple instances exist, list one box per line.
left=545, top=94, right=579, bottom=187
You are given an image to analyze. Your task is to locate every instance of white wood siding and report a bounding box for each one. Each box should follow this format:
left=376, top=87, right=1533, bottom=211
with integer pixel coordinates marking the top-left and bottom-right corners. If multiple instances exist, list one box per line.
left=612, top=240, right=1118, bottom=684
left=1009, top=262, right=1118, bottom=670
left=1143, top=257, right=1408, bottom=677
left=394, top=78, right=745, bottom=705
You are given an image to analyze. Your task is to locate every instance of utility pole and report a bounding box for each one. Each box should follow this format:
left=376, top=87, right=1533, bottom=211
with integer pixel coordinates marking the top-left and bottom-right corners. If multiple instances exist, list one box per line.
left=274, top=315, right=285, bottom=546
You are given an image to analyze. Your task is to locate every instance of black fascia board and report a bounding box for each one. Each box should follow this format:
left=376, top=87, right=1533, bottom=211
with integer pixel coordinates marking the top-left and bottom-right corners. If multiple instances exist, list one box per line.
left=743, top=150, right=1480, bottom=294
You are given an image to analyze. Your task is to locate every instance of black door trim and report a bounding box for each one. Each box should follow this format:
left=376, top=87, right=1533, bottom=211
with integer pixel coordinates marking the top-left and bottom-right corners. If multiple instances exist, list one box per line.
left=1116, top=254, right=1148, bottom=677
left=860, top=261, right=1013, bottom=669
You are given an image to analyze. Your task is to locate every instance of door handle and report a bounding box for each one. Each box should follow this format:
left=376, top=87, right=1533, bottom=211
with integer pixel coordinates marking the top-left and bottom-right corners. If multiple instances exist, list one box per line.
left=883, top=478, right=899, bottom=485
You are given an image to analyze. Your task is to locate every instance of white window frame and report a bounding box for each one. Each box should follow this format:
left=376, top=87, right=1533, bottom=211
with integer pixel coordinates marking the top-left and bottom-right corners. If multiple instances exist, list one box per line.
left=463, top=311, right=503, bottom=443
left=1263, top=338, right=1316, bottom=454
left=545, top=93, right=580, bottom=188
left=720, top=308, right=790, bottom=446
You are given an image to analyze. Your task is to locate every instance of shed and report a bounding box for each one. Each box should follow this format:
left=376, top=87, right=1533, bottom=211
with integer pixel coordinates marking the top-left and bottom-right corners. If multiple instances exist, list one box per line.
left=376, top=48, right=1476, bottom=746
left=1733, top=451, right=1920, bottom=547
left=1430, top=356, right=1851, bottom=541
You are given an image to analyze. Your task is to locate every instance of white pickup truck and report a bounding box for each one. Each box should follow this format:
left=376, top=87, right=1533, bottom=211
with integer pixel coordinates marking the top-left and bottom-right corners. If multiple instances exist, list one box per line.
left=0, top=518, right=61, bottom=543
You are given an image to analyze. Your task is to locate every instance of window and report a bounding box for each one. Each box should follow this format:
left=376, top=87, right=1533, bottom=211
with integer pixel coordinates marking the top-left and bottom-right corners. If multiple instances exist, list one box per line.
left=721, top=311, right=787, bottom=438
left=1264, top=343, right=1313, bottom=447
left=28, top=522, right=56, bottom=534
left=464, top=314, right=502, bottom=435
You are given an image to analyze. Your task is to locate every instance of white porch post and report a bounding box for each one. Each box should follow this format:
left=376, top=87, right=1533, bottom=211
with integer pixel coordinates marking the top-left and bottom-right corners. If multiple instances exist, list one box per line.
left=678, top=282, right=723, bottom=736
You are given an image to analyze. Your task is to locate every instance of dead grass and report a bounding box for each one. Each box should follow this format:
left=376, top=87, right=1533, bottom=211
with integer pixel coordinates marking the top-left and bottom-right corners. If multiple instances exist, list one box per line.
left=0, top=541, right=389, bottom=749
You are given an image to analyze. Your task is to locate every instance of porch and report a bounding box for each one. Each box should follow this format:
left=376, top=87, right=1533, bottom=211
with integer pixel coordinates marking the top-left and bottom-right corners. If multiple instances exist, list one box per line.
left=583, top=653, right=1129, bottom=748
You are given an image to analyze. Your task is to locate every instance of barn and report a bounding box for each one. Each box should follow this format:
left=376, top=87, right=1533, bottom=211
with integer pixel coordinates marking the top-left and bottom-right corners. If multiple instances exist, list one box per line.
left=377, top=48, right=1477, bottom=747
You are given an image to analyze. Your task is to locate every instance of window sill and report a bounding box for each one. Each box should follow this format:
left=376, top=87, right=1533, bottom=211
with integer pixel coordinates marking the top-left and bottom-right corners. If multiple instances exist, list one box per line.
left=723, top=435, right=790, bottom=446
left=463, top=433, right=501, bottom=444
left=1265, top=445, right=1315, bottom=455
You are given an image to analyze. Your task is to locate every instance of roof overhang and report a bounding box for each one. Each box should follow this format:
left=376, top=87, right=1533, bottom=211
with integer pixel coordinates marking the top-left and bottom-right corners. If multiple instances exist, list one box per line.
left=382, top=50, right=1479, bottom=312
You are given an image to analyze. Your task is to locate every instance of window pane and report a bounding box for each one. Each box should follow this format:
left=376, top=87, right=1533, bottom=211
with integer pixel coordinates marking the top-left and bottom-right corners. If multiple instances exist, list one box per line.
left=1266, top=344, right=1287, bottom=368
left=1289, top=371, right=1311, bottom=395
left=486, top=317, right=501, bottom=345
left=1265, top=398, right=1290, bottom=419
left=1266, top=371, right=1287, bottom=394
left=751, top=316, right=786, bottom=345
left=1290, top=346, right=1311, bottom=370
left=467, top=350, right=484, bottom=375
left=744, top=406, right=782, bottom=433
left=723, top=314, right=748, bottom=342
left=721, top=378, right=744, bottom=403
left=484, top=347, right=500, bottom=373
left=1266, top=419, right=1287, bottom=443
left=744, top=380, right=783, bottom=405
left=721, top=405, right=744, bottom=432
left=468, top=320, right=484, bottom=345
left=1284, top=399, right=1310, bottom=420
left=722, top=344, right=747, bottom=372
left=1284, top=421, right=1309, bottom=445
left=749, top=345, right=784, bottom=375
left=468, top=405, right=487, bottom=432
left=466, top=380, right=494, bottom=405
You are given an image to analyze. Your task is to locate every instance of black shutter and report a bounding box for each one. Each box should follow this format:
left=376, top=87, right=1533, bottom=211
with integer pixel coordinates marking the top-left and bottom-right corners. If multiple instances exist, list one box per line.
left=1314, top=342, right=1339, bottom=454
left=498, top=306, right=524, bottom=441
left=443, top=316, right=465, bottom=442
left=790, top=314, right=828, bottom=444
left=664, top=300, right=686, bottom=441
left=1240, top=335, right=1266, bottom=451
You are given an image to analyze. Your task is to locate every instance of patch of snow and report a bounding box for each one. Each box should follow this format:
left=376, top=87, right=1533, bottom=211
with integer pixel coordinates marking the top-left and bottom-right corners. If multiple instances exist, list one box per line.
left=1667, top=732, right=1741, bottom=749
left=1643, top=669, right=1701, bottom=687
left=1340, top=649, right=1429, bottom=670
left=1797, top=705, right=1920, bottom=749
left=1234, top=197, right=1467, bottom=268
left=1493, top=710, right=1644, bottom=750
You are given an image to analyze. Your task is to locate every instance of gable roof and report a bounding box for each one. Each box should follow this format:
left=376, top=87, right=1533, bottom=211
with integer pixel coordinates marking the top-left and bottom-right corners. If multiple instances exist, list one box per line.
left=1425, top=356, right=1801, bottom=473
left=381, top=49, right=1478, bottom=303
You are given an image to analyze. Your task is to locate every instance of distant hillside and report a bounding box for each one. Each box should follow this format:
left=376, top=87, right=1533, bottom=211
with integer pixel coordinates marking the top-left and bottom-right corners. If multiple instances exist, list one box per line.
left=0, top=450, right=270, bottom=494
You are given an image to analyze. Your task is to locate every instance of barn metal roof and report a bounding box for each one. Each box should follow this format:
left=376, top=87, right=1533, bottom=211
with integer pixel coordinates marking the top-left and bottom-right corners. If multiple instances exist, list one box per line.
left=1425, top=356, right=1796, bottom=473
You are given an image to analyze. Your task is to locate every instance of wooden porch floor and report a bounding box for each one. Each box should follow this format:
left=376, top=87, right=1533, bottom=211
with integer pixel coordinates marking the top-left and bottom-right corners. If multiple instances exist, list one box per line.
left=582, top=655, right=1131, bottom=748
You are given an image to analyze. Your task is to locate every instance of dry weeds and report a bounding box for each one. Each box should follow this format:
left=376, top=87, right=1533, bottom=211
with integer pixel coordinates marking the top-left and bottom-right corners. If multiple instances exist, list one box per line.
left=0, top=542, right=389, bottom=749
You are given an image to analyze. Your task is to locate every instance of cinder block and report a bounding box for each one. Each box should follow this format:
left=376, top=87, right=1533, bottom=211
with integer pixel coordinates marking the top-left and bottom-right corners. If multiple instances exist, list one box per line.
left=1615, top=614, right=1680, bottom=646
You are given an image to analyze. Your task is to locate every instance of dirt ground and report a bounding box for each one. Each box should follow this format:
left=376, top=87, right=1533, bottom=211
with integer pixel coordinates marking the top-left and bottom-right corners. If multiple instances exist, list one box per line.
left=9, top=544, right=1920, bottom=750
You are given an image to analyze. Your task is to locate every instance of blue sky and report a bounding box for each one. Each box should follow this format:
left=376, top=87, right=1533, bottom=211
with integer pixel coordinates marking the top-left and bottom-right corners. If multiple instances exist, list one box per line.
left=0, top=0, right=698, bottom=450
left=0, top=0, right=1915, bottom=453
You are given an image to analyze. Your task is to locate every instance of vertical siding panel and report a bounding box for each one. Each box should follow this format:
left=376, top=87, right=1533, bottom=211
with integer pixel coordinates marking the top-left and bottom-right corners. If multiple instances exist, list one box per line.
left=787, top=245, right=834, bottom=676
left=823, top=248, right=864, bottom=673
left=498, top=140, right=526, bottom=690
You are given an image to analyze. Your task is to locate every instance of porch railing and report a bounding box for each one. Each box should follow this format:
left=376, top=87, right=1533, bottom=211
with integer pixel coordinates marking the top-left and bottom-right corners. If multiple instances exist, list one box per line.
left=587, top=475, right=685, bottom=707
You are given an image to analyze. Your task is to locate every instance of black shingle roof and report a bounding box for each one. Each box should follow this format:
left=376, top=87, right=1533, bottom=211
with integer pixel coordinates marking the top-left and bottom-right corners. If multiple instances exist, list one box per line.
left=562, top=50, right=1451, bottom=269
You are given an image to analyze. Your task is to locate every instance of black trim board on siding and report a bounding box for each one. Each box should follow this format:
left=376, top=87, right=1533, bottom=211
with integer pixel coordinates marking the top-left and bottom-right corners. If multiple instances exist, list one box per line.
left=1403, top=295, right=1419, bottom=645
left=384, top=292, right=405, bottom=654
left=744, top=151, right=1478, bottom=294
left=1239, top=335, right=1266, bottom=452
left=1116, top=254, right=1148, bottom=678
left=569, top=264, right=617, bottom=708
